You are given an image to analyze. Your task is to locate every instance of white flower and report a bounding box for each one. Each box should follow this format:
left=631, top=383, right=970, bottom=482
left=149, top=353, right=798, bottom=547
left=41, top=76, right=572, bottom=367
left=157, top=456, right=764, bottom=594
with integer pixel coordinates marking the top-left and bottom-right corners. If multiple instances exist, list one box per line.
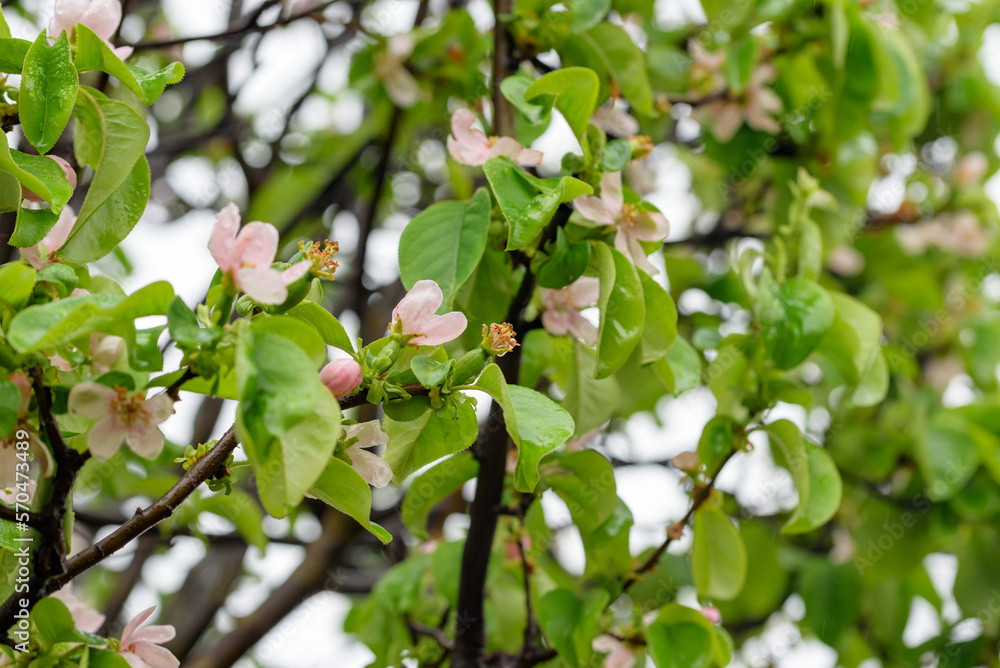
left=343, top=421, right=392, bottom=488
left=68, top=383, right=175, bottom=460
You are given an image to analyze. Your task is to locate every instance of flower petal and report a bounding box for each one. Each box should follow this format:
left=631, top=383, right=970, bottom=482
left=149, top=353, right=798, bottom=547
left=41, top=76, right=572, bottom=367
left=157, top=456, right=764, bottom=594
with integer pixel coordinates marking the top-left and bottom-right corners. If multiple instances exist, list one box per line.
left=125, top=425, right=165, bottom=459
left=450, top=109, right=490, bottom=154
left=143, top=393, right=175, bottom=425
left=573, top=196, right=618, bottom=226
left=517, top=148, right=544, bottom=166
left=234, top=221, right=279, bottom=270
left=209, top=203, right=241, bottom=272
left=87, top=415, right=127, bottom=460
left=235, top=267, right=289, bottom=305
left=43, top=205, right=76, bottom=253
left=19, top=246, right=43, bottom=270
left=566, top=277, right=601, bottom=308
left=130, top=624, right=176, bottom=645
left=121, top=606, right=157, bottom=646
left=569, top=313, right=599, bottom=346
left=68, top=382, right=115, bottom=419
left=279, top=260, right=312, bottom=286
left=130, top=641, right=180, bottom=668
left=599, top=170, right=624, bottom=211
left=541, top=309, right=572, bottom=337
left=346, top=420, right=390, bottom=449
left=489, top=136, right=527, bottom=160
left=409, top=311, right=468, bottom=346
left=384, top=69, right=421, bottom=108
left=392, top=280, right=445, bottom=335
left=347, top=445, right=393, bottom=488
left=78, top=0, right=123, bottom=42
left=631, top=210, right=670, bottom=242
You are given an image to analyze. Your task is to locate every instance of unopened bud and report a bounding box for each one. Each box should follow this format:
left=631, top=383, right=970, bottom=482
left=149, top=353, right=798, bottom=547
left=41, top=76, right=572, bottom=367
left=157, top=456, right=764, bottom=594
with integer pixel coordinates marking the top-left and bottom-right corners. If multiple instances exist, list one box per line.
left=319, top=359, right=363, bottom=397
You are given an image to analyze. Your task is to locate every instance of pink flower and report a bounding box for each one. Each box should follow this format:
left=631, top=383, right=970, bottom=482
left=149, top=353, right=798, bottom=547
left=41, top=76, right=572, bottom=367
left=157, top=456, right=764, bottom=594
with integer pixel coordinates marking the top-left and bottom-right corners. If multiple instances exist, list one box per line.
left=22, top=156, right=77, bottom=202
left=700, top=606, right=722, bottom=625
left=590, top=105, right=639, bottom=138
left=592, top=635, right=636, bottom=668
left=540, top=277, right=600, bottom=346
left=51, top=587, right=105, bottom=633
left=373, top=34, right=421, bottom=108
left=0, top=373, right=54, bottom=488
left=117, top=606, right=178, bottom=668
left=694, top=64, right=783, bottom=142
left=209, top=203, right=311, bottom=305
left=573, top=171, right=669, bottom=274
left=320, top=359, right=363, bottom=398
left=446, top=109, right=542, bottom=167
left=49, top=0, right=133, bottom=59
left=343, top=421, right=391, bottom=488
left=90, top=333, right=126, bottom=374
left=391, top=280, right=468, bottom=346
left=68, top=383, right=175, bottom=460
left=19, top=206, right=76, bottom=270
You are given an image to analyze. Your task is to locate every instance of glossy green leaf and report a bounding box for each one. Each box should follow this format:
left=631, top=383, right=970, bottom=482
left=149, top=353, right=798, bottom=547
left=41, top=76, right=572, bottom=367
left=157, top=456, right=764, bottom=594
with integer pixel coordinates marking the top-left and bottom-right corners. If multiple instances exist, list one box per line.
left=0, top=263, right=36, bottom=311
left=570, top=0, right=611, bottom=32
left=310, top=457, right=392, bottom=544
left=71, top=86, right=149, bottom=234
left=759, top=276, right=834, bottom=370
left=766, top=419, right=842, bottom=534
left=60, top=155, right=150, bottom=263
left=510, top=382, right=575, bottom=492
left=559, top=340, right=621, bottom=435
left=74, top=25, right=185, bottom=105
left=20, top=32, right=78, bottom=154
left=653, top=336, right=702, bottom=395
left=0, top=131, right=72, bottom=211
left=167, top=297, right=223, bottom=346
left=638, top=271, right=678, bottom=364
left=398, top=188, right=490, bottom=306
left=691, top=504, right=747, bottom=600
left=382, top=396, right=478, bottom=484
left=7, top=281, right=173, bottom=353
left=646, top=604, right=716, bottom=668
left=537, top=588, right=609, bottom=667
left=286, top=301, right=355, bottom=353
left=9, top=206, right=60, bottom=248
left=536, top=227, right=590, bottom=289
left=580, top=24, right=653, bottom=113
left=524, top=67, right=600, bottom=139
left=697, top=415, right=739, bottom=475
left=0, top=38, right=30, bottom=74
left=251, top=315, right=326, bottom=369
left=595, top=242, right=644, bottom=378
left=544, top=450, right=617, bottom=537
left=400, top=452, right=478, bottom=539
left=817, top=292, right=882, bottom=384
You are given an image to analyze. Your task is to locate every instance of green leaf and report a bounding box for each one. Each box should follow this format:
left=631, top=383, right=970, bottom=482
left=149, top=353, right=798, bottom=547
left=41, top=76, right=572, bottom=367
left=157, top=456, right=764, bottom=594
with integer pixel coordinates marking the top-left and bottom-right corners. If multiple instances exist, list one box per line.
left=410, top=356, right=451, bottom=388
left=580, top=24, right=653, bottom=113
left=382, top=396, right=478, bottom=484
left=20, top=32, right=78, bottom=154
left=558, top=341, right=620, bottom=435
left=71, top=86, right=149, bottom=234
left=0, top=263, right=36, bottom=311
left=0, top=171, right=20, bottom=214
left=759, top=276, right=834, bottom=370
left=0, top=132, right=72, bottom=211
left=697, top=416, right=739, bottom=475
left=537, top=588, right=610, bottom=667
left=638, top=271, right=678, bottom=364
left=29, top=598, right=79, bottom=650
left=60, top=155, right=150, bottom=263
left=0, top=38, right=30, bottom=74
left=915, top=414, right=978, bottom=501
left=167, top=297, right=223, bottom=346
left=398, top=188, right=490, bottom=307
left=569, top=0, right=611, bottom=32
left=602, top=138, right=632, bottom=171
left=310, top=457, right=392, bottom=544
left=73, top=25, right=185, bottom=105
left=286, top=301, right=355, bottom=353
left=7, top=282, right=173, bottom=352
left=817, top=292, right=882, bottom=384
left=653, top=336, right=702, bottom=395
left=476, top=363, right=575, bottom=492
left=236, top=330, right=340, bottom=516
left=766, top=419, right=842, bottom=534
left=544, top=450, right=617, bottom=537
left=251, top=315, right=326, bottom=369
left=401, top=452, right=478, bottom=539
left=691, top=504, right=747, bottom=600
left=9, top=206, right=60, bottom=247
left=595, top=243, right=644, bottom=378
left=483, top=157, right=566, bottom=251
left=646, top=604, right=716, bottom=668
left=536, top=227, right=590, bottom=289
left=0, top=379, right=18, bottom=438
left=524, top=67, right=600, bottom=139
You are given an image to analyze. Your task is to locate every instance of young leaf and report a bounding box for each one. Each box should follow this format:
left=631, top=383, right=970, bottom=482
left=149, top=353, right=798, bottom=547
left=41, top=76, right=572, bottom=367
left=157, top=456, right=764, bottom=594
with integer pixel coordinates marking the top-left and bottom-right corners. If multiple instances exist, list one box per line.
left=595, top=242, right=644, bottom=378
left=382, top=396, right=478, bottom=484
left=0, top=263, right=35, bottom=312
left=20, top=32, right=78, bottom=155
left=401, top=452, right=478, bottom=539
left=71, top=87, right=149, bottom=232
left=286, top=301, right=355, bottom=353
left=398, top=188, right=490, bottom=307
left=60, top=155, right=150, bottom=263
left=524, top=67, right=600, bottom=139
left=691, top=504, right=747, bottom=600
left=766, top=419, right=842, bottom=534
left=74, top=25, right=185, bottom=105
left=310, top=457, right=392, bottom=544
left=0, top=132, right=72, bottom=211
left=759, top=276, right=834, bottom=370
left=645, top=604, right=716, bottom=668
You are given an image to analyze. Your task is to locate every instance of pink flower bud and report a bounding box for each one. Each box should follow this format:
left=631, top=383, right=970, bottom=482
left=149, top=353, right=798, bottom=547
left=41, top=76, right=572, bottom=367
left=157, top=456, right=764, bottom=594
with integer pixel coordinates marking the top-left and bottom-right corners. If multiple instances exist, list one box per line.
left=22, top=156, right=77, bottom=202
left=320, top=359, right=363, bottom=398
left=700, top=606, right=721, bottom=625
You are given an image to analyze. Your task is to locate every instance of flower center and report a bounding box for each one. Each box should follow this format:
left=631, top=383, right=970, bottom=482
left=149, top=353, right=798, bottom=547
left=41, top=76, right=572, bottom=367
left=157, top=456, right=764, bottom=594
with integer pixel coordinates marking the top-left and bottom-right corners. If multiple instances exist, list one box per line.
left=487, top=136, right=500, bottom=147
left=299, top=239, right=340, bottom=280
left=111, top=387, right=149, bottom=427
left=620, top=203, right=639, bottom=227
